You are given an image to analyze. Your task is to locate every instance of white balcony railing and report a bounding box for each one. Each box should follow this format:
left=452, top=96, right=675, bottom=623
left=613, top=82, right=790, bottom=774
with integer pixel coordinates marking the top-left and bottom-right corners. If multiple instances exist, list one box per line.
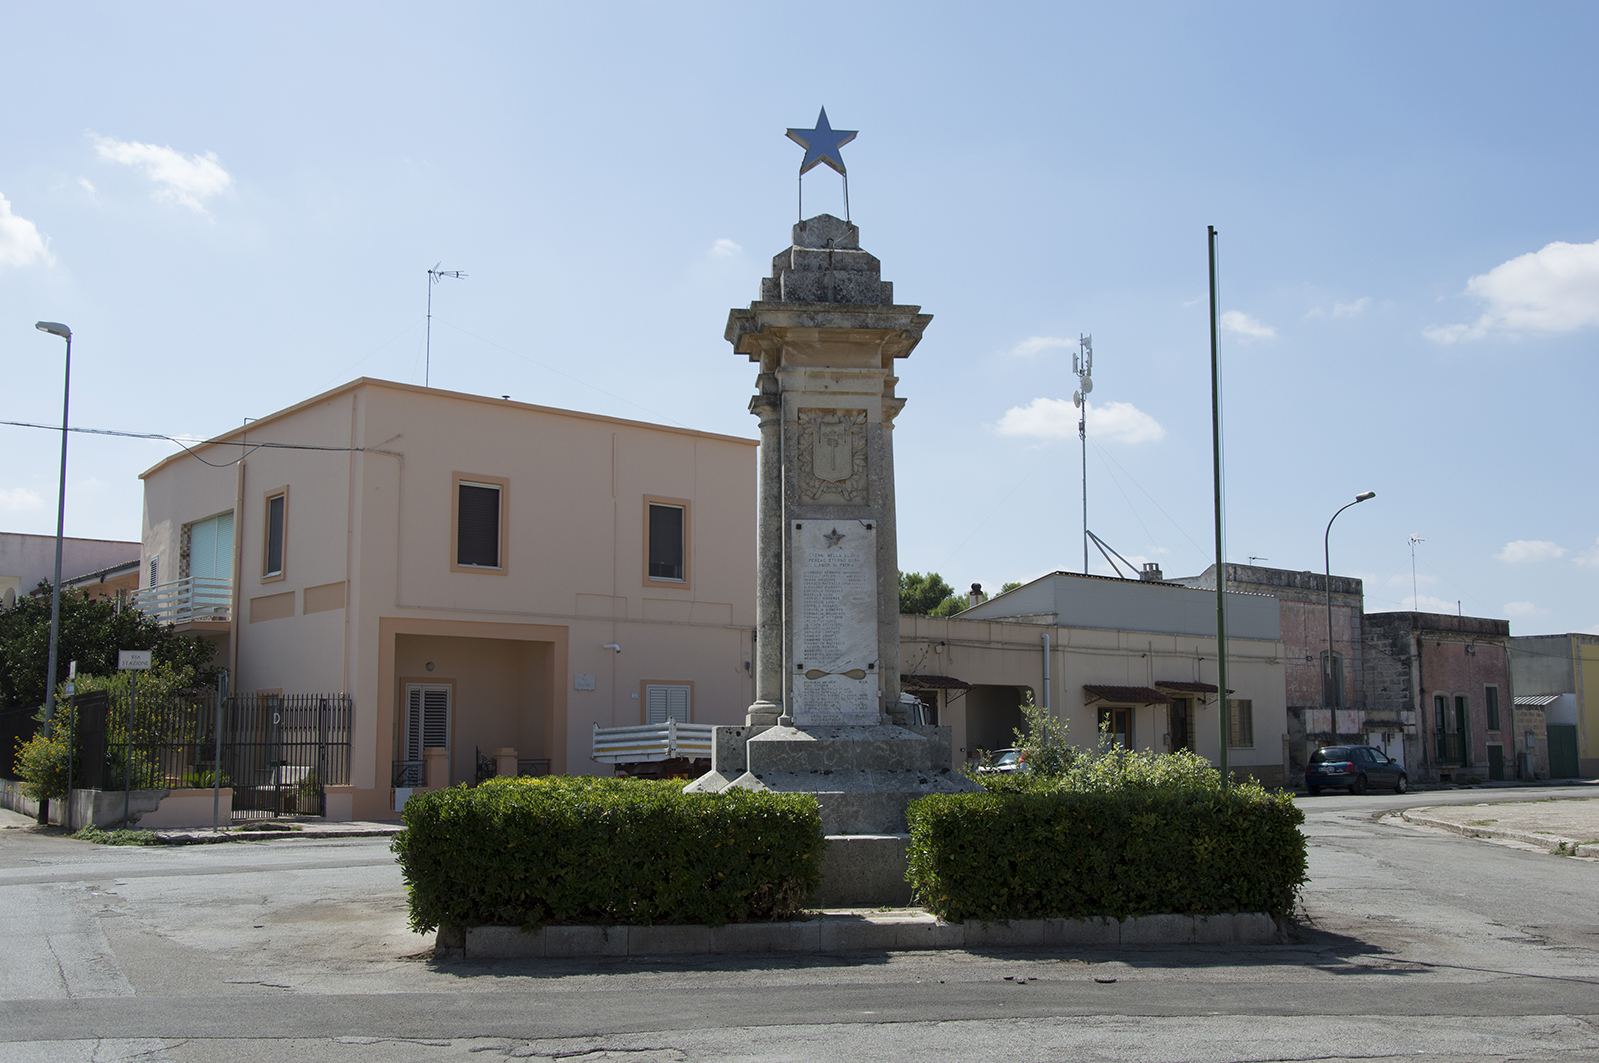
left=131, top=575, right=233, bottom=625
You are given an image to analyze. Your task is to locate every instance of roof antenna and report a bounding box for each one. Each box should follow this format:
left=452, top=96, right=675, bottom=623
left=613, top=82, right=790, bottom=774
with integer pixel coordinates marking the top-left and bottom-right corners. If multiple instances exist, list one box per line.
left=1408, top=536, right=1425, bottom=611
left=426, top=263, right=467, bottom=388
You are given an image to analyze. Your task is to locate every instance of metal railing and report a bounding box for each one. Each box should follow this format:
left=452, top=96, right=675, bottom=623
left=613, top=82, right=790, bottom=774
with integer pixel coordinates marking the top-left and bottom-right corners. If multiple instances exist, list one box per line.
left=67, top=689, right=351, bottom=820
left=1435, top=732, right=1468, bottom=766
left=393, top=760, right=425, bottom=787
left=592, top=719, right=716, bottom=764
left=130, top=576, right=232, bottom=624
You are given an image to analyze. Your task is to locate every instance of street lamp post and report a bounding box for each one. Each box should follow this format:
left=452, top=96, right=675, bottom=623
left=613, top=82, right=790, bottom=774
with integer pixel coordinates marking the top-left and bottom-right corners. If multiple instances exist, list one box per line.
left=1324, top=490, right=1375, bottom=736
left=34, top=321, right=72, bottom=826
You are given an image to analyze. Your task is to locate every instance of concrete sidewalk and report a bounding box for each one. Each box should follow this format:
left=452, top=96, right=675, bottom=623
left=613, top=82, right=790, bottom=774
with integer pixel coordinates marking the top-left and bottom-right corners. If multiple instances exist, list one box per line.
left=0, top=804, right=402, bottom=843
left=1401, top=796, right=1599, bottom=857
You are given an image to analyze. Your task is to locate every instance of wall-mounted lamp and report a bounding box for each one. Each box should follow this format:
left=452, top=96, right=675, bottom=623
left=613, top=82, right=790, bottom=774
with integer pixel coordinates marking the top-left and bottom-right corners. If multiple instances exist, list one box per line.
left=603, top=643, right=622, bottom=654
left=425, top=662, right=435, bottom=671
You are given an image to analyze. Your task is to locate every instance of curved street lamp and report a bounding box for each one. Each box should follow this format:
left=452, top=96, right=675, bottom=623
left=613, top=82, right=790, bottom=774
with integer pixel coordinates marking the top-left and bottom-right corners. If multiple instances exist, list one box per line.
left=35, top=322, right=73, bottom=760
left=1325, top=490, right=1375, bottom=735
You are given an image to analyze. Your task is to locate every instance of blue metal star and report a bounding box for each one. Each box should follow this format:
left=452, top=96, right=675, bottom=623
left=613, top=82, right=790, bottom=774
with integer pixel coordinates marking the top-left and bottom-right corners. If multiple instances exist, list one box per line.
left=786, top=108, right=857, bottom=177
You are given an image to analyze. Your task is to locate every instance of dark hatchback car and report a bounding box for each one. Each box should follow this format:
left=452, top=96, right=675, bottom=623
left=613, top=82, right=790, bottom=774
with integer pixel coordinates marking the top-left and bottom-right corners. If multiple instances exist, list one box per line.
left=1306, top=745, right=1408, bottom=795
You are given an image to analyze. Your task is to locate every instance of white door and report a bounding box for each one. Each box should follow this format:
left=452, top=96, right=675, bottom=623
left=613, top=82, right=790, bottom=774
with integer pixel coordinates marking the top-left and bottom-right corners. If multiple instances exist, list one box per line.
left=644, top=684, right=690, bottom=724
left=404, top=683, right=451, bottom=760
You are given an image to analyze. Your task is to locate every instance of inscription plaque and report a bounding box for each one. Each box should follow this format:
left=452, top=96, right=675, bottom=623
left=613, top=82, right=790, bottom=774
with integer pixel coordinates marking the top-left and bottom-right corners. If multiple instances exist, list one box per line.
left=790, top=519, right=878, bottom=725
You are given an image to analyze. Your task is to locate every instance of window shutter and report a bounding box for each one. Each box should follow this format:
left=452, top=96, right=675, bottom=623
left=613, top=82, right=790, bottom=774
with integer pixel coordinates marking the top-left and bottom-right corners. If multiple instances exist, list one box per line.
left=423, top=688, right=450, bottom=748
left=458, top=484, right=501, bottom=567
left=406, top=686, right=423, bottom=761
left=405, top=684, right=451, bottom=759
left=188, top=513, right=235, bottom=580
left=645, top=684, right=690, bottom=724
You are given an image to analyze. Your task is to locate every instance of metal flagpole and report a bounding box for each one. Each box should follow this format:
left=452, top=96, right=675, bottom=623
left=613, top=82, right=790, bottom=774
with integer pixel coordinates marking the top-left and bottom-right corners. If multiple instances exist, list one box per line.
left=1208, top=226, right=1229, bottom=782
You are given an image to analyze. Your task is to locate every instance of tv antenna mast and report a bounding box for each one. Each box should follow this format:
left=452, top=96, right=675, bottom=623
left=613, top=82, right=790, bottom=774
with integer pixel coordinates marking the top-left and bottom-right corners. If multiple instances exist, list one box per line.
left=1072, top=334, right=1093, bottom=574
left=425, top=263, right=467, bottom=388
left=1409, top=535, right=1425, bottom=610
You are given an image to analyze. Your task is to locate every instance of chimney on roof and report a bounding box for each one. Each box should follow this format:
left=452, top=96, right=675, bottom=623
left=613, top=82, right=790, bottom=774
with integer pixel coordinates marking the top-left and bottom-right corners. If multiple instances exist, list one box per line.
left=1139, top=563, right=1163, bottom=582
left=969, top=582, right=986, bottom=605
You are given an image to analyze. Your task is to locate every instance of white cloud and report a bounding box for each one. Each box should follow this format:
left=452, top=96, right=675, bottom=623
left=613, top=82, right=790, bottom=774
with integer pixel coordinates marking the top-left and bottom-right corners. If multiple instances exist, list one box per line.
left=1503, top=601, right=1547, bottom=618
left=1425, top=237, right=1599, bottom=343
left=996, top=397, right=1166, bottom=444
left=1403, top=594, right=1457, bottom=613
left=1496, top=539, right=1566, bottom=563
left=711, top=238, right=741, bottom=257
left=1573, top=538, right=1599, bottom=567
left=78, top=177, right=96, bottom=197
left=1006, top=336, right=1076, bottom=359
left=92, top=135, right=233, bottom=214
left=1305, top=297, right=1371, bottom=321
left=0, top=487, right=46, bottom=511
left=0, top=192, right=51, bottom=268
left=1219, top=310, right=1276, bottom=340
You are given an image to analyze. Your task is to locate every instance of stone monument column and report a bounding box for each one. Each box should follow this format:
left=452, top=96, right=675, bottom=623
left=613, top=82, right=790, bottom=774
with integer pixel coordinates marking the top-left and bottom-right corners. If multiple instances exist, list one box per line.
left=746, top=381, right=784, bottom=728
left=688, top=212, right=977, bottom=836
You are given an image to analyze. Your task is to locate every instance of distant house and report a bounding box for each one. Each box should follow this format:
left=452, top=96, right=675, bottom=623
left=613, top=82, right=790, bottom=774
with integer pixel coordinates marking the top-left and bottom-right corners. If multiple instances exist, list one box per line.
left=0, top=532, right=140, bottom=606
left=136, top=377, right=757, bottom=819
left=1365, top=612, right=1514, bottom=784
left=902, top=569, right=1289, bottom=788
left=1173, top=563, right=1375, bottom=786
left=1509, top=633, right=1599, bottom=778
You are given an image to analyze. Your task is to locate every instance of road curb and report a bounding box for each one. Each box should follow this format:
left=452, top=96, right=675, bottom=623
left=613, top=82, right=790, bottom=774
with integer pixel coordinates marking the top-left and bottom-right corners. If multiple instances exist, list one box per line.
left=150, top=825, right=405, bottom=845
left=1399, top=808, right=1598, bottom=857
left=435, top=911, right=1287, bottom=961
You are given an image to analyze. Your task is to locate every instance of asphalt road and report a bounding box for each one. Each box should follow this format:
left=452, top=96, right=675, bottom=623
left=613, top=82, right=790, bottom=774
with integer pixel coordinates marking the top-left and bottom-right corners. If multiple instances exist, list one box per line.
left=1, top=785, right=1596, bottom=1062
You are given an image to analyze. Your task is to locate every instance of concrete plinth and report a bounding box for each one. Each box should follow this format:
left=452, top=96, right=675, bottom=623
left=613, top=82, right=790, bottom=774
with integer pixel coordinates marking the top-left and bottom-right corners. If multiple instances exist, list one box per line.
left=814, top=834, right=911, bottom=907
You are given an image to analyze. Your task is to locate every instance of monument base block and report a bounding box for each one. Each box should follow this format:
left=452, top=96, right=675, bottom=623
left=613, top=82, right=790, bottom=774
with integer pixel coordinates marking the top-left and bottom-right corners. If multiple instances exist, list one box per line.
left=687, top=723, right=979, bottom=834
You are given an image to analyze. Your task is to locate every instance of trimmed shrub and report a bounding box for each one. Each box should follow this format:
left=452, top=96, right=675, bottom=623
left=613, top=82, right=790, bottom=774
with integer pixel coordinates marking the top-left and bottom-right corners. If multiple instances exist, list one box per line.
left=906, top=785, right=1306, bottom=922
left=392, top=776, right=825, bottom=934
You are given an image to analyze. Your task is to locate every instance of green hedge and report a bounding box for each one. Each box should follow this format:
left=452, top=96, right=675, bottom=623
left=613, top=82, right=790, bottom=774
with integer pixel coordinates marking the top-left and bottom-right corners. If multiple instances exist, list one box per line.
left=392, top=776, right=825, bottom=933
left=906, top=787, right=1306, bottom=922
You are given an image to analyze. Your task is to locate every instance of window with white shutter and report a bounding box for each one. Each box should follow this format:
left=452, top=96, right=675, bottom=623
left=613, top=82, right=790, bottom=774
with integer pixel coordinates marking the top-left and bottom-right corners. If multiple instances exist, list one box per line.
left=644, top=683, right=690, bottom=724
left=187, top=512, right=234, bottom=579
left=404, top=683, right=452, bottom=760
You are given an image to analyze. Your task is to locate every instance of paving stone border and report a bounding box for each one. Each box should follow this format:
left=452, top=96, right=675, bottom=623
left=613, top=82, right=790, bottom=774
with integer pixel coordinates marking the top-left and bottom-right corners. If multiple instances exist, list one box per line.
left=1399, top=808, right=1598, bottom=857
left=435, top=910, right=1284, bottom=961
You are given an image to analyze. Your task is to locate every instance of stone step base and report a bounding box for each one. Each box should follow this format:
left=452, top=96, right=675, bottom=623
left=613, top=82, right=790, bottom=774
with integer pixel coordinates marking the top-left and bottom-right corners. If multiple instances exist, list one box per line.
left=436, top=911, right=1285, bottom=962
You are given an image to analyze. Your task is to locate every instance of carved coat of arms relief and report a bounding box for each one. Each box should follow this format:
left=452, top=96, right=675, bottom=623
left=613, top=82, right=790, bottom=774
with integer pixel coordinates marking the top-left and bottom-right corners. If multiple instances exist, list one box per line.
left=797, top=408, right=868, bottom=504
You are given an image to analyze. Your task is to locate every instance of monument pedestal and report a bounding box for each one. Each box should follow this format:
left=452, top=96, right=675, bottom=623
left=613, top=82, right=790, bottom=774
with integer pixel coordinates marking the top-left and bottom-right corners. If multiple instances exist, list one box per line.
left=688, top=212, right=978, bottom=902
left=686, top=722, right=971, bottom=835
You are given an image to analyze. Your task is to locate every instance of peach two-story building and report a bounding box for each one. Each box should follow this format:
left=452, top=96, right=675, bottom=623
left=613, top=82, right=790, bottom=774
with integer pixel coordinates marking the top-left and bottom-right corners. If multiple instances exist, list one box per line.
left=137, top=378, right=756, bottom=819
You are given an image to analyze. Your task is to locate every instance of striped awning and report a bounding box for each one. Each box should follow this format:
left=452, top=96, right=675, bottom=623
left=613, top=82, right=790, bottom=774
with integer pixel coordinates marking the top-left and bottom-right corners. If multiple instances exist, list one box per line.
left=1514, top=694, right=1562, bottom=706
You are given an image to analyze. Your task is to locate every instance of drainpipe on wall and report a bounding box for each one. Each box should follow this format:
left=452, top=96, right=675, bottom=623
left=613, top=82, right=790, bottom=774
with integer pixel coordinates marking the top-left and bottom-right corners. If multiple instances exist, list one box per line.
left=1041, top=632, right=1051, bottom=712
left=228, top=457, right=245, bottom=684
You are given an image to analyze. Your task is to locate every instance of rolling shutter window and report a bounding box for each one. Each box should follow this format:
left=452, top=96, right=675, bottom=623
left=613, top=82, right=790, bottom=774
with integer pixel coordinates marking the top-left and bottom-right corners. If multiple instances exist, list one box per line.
left=648, top=503, right=684, bottom=580
left=189, top=512, right=234, bottom=580
left=405, top=684, right=451, bottom=760
left=265, top=496, right=285, bottom=576
left=457, top=483, right=501, bottom=568
left=644, top=684, right=690, bottom=724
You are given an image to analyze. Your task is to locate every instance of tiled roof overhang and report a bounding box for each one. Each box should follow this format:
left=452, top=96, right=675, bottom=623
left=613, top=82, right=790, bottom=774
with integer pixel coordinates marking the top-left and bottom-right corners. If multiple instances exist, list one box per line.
left=1083, top=685, right=1171, bottom=706
left=901, top=674, right=971, bottom=690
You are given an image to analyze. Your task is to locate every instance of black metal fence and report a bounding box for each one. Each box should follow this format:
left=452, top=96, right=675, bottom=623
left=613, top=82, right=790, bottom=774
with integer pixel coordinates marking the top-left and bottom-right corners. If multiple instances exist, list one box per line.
left=66, top=689, right=351, bottom=820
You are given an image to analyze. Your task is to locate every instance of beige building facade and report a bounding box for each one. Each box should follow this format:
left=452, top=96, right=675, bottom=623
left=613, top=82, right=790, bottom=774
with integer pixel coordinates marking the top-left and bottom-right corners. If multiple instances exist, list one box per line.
left=902, top=571, right=1289, bottom=787
left=138, top=378, right=757, bottom=819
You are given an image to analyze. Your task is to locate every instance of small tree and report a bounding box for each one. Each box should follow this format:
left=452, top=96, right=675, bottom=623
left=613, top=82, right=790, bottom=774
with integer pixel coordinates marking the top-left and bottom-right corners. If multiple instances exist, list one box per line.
left=899, top=571, right=965, bottom=616
left=0, top=585, right=219, bottom=709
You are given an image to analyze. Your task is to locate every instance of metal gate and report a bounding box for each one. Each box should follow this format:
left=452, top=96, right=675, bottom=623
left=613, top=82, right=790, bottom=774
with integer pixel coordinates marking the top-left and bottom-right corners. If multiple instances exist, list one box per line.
left=224, top=694, right=352, bottom=819
left=72, top=689, right=352, bottom=820
left=1548, top=724, right=1580, bottom=780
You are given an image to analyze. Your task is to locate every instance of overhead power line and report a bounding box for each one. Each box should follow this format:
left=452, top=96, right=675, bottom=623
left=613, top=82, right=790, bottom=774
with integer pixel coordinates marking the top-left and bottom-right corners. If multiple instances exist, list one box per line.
left=0, top=419, right=385, bottom=468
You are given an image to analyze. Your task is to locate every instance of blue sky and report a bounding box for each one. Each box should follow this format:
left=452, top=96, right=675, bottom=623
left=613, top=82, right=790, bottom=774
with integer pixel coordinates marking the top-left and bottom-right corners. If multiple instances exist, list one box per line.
left=3, top=3, right=1596, bottom=634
